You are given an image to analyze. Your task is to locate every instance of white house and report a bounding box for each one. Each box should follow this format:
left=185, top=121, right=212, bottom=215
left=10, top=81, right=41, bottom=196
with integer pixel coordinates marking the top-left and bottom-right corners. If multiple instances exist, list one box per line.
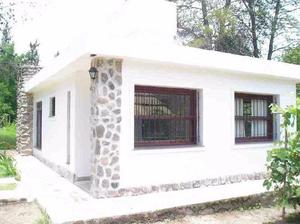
left=18, top=0, right=300, bottom=199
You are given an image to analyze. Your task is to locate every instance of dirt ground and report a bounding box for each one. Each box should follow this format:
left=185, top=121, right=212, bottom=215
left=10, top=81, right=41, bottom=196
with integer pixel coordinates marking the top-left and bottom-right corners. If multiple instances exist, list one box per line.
left=0, top=203, right=300, bottom=224
left=152, top=207, right=300, bottom=224
left=0, top=202, right=42, bottom=224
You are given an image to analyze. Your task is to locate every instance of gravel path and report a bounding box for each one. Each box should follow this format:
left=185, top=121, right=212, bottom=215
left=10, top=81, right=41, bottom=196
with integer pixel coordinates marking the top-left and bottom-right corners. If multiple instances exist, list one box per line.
left=0, top=202, right=42, bottom=224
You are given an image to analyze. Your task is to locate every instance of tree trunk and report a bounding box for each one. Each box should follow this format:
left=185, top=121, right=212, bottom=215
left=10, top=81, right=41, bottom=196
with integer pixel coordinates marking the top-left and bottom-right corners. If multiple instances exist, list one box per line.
left=201, top=0, right=212, bottom=50
left=242, top=0, right=259, bottom=57
left=224, top=0, right=231, bottom=8
left=201, top=0, right=209, bottom=26
left=282, top=127, right=288, bottom=219
left=249, top=3, right=259, bottom=57
left=267, top=0, right=281, bottom=60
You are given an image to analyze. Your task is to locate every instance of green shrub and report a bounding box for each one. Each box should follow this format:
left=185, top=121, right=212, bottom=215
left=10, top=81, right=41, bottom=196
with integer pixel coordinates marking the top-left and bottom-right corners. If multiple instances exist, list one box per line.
left=0, top=123, right=16, bottom=150
left=264, top=100, right=300, bottom=218
left=35, top=209, right=52, bottom=224
left=0, top=152, right=18, bottom=178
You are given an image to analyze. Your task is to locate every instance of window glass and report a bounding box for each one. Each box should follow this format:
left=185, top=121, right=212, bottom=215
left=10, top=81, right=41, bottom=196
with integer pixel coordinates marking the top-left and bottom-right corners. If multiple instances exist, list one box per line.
left=235, top=93, right=273, bottom=143
left=135, top=86, right=197, bottom=147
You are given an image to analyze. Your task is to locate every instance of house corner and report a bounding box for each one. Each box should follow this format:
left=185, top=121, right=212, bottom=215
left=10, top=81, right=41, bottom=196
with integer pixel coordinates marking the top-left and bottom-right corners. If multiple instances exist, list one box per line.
left=89, top=57, right=122, bottom=198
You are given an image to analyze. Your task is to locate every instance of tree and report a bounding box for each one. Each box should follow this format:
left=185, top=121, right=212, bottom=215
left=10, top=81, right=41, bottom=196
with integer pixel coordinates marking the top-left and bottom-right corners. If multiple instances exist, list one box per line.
left=169, top=0, right=299, bottom=59
left=264, top=101, right=300, bottom=219
left=23, top=40, right=40, bottom=66
left=238, top=0, right=269, bottom=57
left=266, top=0, right=299, bottom=60
left=174, top=0, right=253, bottom=55
left=0, top=28, right=19, bottom=122
left=0, top=2, right=14, bottom=32
left=282, top=44, right=300, bottom=65
left=0, top=4, right=40, bottom=123
left=281, top=44, right=300, bottom=129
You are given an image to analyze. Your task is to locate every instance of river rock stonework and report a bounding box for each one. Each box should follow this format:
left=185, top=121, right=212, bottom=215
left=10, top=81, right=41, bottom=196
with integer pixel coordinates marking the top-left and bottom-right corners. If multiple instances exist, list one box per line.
left=90, top=58, right=122, bottom=198
left=16, top=65, right=41, bottom=155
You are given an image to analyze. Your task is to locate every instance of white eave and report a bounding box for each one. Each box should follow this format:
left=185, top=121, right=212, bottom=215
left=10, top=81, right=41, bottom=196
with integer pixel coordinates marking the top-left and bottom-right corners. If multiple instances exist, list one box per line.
left=25, top=42, right=300, bottom=93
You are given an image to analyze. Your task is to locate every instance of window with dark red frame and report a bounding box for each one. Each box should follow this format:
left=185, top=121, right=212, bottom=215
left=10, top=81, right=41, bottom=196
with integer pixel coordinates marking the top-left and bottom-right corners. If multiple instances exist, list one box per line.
left=235, top=93, right=274, bottom=143
left=134, top=86, right=197, bottom=147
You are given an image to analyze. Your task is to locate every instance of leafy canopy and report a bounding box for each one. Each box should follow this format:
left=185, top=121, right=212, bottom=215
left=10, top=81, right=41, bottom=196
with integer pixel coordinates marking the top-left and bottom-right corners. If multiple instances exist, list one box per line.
left=0, top=4, right=40, bottom=122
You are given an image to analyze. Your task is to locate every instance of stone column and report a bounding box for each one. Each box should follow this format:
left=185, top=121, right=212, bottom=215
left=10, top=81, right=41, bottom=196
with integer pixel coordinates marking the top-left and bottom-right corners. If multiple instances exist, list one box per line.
left=90, top=58, right=122, bottom=198
left=16, top=65, right=41, bottom=155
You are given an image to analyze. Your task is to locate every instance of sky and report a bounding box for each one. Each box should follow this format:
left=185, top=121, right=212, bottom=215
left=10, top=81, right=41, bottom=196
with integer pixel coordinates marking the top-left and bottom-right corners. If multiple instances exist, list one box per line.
left=10, top=0, right=126, bottom=65
left=10, top=0, right=177, bottom=66
left=8, top=0, right=300, bottom=65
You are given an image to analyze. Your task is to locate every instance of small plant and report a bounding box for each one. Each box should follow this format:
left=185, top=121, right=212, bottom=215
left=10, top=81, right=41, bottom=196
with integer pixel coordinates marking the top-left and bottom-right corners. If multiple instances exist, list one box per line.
left=35, top=209, right=52, bottom=224
left=0, top=183, right=17, bottom=191
left=0, top=152, right=18, bottom=178
left=0, top=122, right=16, bottom=150
left=264, top=100, right=300, bottom=219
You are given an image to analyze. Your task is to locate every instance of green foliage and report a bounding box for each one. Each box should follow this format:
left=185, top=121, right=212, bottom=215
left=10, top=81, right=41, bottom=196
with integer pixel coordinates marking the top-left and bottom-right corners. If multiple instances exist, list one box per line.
left=23, top=40, right=40, bottom=66
left=0, top=183, right=16, bottom=191
left=282, top=45, right=300, bottom=65
left=263, top=100, right=300, bottom=218
left=0, top=11, right=40, bottom=122
left=187, top=7, right=252, bottom=55
left=0, top=122, right=16, bottom=150
left=0, top=43, right=19, bottom=121
left=171, top=0, right=299, bottom=59
left=0, top=152, right=17, bottom=178
left=35, top=209, right=52, bottom=224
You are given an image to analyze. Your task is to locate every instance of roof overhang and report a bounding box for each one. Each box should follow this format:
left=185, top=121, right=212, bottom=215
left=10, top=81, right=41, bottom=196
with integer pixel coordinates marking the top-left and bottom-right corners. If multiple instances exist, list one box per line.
left=25, top=42, right=300, bottom=93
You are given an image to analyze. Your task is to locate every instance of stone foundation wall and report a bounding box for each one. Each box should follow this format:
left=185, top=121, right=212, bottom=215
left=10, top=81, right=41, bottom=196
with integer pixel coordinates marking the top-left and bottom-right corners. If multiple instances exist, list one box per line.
left=90, top=58, right=122, bottom=198
left=33, top=149, right=76, bottom=182
left=16, top=66, right=41, bottom=155
left=97, top=172, right=266, bottom=198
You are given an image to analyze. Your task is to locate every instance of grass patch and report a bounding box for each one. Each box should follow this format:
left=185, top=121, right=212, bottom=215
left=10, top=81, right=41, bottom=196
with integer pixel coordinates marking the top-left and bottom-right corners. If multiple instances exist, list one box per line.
left=0, top=183, right=16, bottom=191
left=285, top=213, right=300, bottom=223
left=35, top=208, right=52, bottom=224
left=0, top=123, right=16, bottom=150
left=0, top=153, right=18, bottom=178
left=264, top=212, right=300, bottom=224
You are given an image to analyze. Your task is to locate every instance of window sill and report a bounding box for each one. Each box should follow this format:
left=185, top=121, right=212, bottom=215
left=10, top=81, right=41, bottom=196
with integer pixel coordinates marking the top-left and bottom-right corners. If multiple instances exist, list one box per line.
left=133, top=144, right=205, bottom=154
left=233, top=142, right=275, bottom=150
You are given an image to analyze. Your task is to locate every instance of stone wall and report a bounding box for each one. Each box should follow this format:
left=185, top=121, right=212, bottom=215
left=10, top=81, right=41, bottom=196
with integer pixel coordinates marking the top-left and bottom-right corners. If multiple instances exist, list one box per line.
left=112, top=172, right=267, bottom=197
left=90, top=58, right=122, bottom=198
left=33, top=149, right=76, bottom=182
left=16, top=65, right=41, bottom=155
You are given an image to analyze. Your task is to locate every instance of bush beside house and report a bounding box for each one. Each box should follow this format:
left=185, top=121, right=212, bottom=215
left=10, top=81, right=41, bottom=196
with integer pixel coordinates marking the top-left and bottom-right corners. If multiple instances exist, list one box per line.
left=264, top=100, right=300, bottom=219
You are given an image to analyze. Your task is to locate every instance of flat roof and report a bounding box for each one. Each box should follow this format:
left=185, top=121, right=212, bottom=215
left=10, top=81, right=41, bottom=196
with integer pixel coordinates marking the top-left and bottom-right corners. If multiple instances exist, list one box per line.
left=25, top=41, right=300, bottom=92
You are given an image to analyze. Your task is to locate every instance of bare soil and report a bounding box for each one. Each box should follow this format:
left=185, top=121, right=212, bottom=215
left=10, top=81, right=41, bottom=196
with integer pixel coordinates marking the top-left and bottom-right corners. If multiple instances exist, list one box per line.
left=0, top=202, right=300, bottom=224
left=151, top=207, right=300, bottom=224
left=0, top=202, right=42, bottom=224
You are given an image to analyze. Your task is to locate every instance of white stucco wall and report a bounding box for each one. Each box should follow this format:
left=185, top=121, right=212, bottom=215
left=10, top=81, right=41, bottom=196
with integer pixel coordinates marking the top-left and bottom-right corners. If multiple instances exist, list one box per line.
left=32, top=78, right=77, bottom=174
left=32, top=72, right=92, bottom=178
left=30, top=58, right=296, bottom=187
left=74, top=71, right=92, bottom=177
left=118, top=59, right=296, bottom=188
